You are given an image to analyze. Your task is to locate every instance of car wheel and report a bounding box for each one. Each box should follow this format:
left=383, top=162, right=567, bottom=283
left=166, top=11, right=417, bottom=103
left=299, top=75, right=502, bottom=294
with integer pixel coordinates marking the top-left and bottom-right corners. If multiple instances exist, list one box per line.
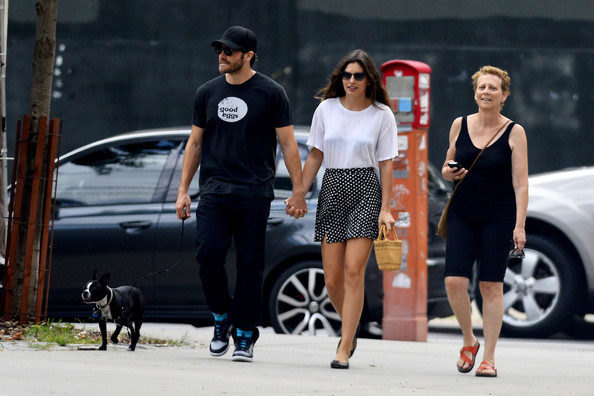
left=475, top=234, right=580, bottom=338
left=268, top=261, right=341, bottom=336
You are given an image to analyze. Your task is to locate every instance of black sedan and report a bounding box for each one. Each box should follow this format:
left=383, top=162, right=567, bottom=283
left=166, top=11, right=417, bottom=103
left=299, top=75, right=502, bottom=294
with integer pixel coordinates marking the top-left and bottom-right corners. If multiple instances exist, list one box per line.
left=46, top=127, right=452, bottom=337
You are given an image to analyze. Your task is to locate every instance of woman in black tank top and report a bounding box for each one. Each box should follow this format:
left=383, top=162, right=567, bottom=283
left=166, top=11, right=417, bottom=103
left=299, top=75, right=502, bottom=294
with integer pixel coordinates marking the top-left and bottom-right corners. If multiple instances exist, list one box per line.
left=440, top=66, right=529, bottom=377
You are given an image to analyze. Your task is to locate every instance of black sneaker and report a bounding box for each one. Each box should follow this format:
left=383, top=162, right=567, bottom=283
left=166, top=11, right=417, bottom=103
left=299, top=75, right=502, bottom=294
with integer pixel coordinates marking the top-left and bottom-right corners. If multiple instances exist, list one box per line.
left=232, top=327, right=259, bottom=362
left=209, top=315, right=231, bottom=357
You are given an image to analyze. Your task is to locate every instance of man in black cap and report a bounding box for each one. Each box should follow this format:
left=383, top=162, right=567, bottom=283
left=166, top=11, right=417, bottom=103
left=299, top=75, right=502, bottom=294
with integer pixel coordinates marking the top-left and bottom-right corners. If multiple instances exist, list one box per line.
left=176, top=26, right=307, bottom=362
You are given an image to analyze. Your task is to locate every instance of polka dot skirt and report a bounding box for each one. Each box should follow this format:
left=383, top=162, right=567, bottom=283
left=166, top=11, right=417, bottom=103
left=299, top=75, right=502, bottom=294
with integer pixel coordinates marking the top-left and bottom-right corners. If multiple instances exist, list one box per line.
left=315, top=167, right=382, bottom=243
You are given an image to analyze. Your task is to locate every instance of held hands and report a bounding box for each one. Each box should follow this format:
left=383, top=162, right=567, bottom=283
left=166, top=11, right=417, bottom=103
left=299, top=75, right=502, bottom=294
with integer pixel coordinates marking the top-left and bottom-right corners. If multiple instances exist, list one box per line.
left=284, top=193, right=308, bottom=219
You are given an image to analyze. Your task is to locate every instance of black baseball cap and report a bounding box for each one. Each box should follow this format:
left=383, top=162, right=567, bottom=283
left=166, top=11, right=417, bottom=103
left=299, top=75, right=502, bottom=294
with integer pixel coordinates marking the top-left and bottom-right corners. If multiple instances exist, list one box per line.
left=211, top=26, right=257, bottom=53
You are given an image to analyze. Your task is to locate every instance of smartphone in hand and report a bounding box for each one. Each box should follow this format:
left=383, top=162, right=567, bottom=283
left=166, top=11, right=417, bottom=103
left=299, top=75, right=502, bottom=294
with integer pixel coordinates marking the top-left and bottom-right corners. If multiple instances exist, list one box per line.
left=447, top=161, right=462, bottom=171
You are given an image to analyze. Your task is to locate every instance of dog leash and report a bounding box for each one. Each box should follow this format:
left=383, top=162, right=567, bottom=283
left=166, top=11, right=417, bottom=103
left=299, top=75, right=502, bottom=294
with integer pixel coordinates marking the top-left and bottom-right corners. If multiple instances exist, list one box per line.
left=117, top=218, right=186, bottom=325
left=132, top=218, right=186, bottom=288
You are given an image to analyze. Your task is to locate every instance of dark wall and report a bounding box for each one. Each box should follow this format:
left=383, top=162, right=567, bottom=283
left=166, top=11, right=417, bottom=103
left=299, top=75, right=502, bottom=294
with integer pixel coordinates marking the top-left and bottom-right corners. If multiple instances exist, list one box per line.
left=7, top=1, right=594, bottom=174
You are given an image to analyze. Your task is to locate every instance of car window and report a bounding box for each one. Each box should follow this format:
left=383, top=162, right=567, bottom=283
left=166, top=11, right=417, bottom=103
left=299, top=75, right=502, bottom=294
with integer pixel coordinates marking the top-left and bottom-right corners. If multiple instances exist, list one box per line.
left=166, top=143, right=200, bottom=202
left=55, top=139, right=179, bottom=206
left=274, top=142, right=311, bottom=199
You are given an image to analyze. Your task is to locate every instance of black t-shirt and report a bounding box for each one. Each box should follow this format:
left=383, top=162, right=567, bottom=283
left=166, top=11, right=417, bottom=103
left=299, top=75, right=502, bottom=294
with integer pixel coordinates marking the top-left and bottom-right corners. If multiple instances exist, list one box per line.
left=192, top=73, right=293, bottom=198
left=450, top=116, right=516, bottom=221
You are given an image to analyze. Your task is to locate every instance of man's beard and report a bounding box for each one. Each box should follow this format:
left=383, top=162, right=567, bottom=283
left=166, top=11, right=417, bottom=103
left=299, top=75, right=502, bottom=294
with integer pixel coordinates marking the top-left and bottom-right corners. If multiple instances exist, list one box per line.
left=219, top=54, right=245, bottom=75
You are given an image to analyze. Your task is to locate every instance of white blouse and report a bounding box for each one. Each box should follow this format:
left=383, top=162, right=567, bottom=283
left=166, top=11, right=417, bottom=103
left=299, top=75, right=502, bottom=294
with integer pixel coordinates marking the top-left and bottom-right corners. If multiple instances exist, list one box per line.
left=307, top=97, right=398, bottom=170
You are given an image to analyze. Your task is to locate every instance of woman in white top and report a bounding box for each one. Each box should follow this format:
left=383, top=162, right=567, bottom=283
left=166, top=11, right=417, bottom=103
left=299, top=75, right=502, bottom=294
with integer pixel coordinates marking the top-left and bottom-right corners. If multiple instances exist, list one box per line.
left=301, top=49, right=398, bottom=369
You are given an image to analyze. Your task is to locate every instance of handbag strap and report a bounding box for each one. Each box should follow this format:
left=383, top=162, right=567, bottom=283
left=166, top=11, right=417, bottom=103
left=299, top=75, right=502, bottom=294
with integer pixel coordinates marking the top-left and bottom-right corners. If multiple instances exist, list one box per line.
left=448, top=119, right=511, bottom=197
left=378, top=223, right=399, bottom=241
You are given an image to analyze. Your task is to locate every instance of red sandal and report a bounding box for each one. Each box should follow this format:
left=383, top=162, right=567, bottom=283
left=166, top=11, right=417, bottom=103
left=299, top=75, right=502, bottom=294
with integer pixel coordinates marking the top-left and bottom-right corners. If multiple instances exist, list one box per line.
left=457, top=341, right=480, bottom=373
left=475, top=360, right=497, bottom=377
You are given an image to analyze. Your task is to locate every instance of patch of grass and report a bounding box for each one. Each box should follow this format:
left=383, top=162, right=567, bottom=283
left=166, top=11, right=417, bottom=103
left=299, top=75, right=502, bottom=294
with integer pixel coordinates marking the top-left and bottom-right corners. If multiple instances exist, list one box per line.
left=23, top=320, right=191, bottom=348
left=26, top=320, right=98, bottom=347
left=142, top=331, right=190, bottom=347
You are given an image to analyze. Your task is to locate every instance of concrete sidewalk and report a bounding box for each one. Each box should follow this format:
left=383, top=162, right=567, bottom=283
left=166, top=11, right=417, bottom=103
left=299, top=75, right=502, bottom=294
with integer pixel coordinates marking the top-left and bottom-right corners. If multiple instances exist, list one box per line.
left=1, top=322, right=592, bottom=395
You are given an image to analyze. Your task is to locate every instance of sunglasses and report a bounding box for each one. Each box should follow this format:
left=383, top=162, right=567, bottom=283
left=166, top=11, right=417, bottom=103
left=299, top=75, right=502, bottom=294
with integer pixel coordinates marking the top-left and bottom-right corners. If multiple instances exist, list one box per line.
left=214, top=46, right=242, bottom=56
left=509, top=248, right=525, bottom=259
left=341, top=71, right=366, bottom=81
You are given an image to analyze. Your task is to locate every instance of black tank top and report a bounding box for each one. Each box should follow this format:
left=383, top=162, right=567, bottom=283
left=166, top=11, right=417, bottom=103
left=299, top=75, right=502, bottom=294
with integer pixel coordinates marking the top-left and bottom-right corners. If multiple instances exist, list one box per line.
left=450, top=116, right=516, bottom=221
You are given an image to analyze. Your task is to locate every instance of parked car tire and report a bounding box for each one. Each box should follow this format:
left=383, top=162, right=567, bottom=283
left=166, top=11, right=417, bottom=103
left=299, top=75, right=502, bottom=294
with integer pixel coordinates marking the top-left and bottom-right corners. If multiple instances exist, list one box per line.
left=475, top=234, right=580, bottom=338
left=268, top=261, right=341, bottom=336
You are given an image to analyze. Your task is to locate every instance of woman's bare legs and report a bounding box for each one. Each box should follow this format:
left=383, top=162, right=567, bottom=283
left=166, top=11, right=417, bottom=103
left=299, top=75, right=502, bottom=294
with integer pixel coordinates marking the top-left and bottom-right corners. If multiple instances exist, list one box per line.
left=478, top=281, right=503, bottom=374
left=445, top=276, right=479, bottom=370
left=322, top=236, right=372, bottom=364
left=321, top=238, right=346, bottom=316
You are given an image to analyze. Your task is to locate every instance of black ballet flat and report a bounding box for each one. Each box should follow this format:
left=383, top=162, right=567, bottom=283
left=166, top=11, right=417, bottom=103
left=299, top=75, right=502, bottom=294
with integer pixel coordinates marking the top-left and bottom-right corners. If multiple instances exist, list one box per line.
left=350, top=324, right=360, bottom=358
left=330, top=360, right=349, bottom=369
left=337, top=323, right=361, bottom=358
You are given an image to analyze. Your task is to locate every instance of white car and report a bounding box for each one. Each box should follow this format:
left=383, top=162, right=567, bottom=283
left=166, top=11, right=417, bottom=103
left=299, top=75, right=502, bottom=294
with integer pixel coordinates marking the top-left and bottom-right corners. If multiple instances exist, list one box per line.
left=475, top=167, right=594, bottom=337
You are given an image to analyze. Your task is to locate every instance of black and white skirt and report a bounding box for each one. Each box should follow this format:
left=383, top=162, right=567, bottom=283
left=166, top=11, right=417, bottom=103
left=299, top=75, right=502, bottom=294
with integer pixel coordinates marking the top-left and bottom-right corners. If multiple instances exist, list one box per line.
left=315, top=167, right=382, bottom=243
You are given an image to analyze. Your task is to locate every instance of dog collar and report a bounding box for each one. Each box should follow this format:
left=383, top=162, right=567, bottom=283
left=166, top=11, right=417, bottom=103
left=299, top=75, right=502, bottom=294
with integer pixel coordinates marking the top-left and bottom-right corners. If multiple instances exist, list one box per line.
left=95, top=286, right=114, bottom=320
left=96, top=286, right=113, bottom=309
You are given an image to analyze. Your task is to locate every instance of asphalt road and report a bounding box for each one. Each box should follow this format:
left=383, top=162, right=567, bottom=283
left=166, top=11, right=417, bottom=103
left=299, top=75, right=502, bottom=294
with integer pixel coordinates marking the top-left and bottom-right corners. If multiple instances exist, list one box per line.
left=1, top=321, right=593, bottom=395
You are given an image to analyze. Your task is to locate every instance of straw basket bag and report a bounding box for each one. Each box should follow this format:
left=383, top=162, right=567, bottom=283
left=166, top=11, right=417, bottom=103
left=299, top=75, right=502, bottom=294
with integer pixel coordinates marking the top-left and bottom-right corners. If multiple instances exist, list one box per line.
left=373, top=224, right=402, bottom=271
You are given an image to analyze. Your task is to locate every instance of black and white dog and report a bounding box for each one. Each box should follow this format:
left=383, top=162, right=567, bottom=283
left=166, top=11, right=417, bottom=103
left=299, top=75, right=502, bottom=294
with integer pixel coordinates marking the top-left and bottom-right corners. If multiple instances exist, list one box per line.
left=81, top=272, right=145, bottom=351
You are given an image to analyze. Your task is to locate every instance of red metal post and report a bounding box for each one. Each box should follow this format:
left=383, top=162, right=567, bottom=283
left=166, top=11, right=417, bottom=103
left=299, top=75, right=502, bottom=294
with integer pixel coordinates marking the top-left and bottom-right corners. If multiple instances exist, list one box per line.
left=380, top=60, right=431, bottom=342
left=2, top=117, right=30, bottom=320
left=35, top=118, right=61, bottom=322
left=19, top=117, right=48, bottom=323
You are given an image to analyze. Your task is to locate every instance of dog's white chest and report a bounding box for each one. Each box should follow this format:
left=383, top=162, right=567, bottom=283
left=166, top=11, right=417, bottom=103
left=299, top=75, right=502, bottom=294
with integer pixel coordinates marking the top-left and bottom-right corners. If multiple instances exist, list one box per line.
left=100, top=305, right=113, bottom=320
left=97, top=294, right=113, bottom=320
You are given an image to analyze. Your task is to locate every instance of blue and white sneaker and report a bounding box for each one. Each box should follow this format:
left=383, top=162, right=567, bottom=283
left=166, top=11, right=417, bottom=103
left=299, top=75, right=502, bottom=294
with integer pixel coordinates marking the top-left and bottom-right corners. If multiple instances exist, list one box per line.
left=232, top=327, right=260, bottom=362
left=209, top=313, right=231, bottom=357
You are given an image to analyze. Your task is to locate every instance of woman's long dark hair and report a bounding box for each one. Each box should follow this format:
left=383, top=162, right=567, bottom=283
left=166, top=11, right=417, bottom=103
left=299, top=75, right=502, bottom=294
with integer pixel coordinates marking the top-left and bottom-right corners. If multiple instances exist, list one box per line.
left=316, top=49, right=390, bottom=108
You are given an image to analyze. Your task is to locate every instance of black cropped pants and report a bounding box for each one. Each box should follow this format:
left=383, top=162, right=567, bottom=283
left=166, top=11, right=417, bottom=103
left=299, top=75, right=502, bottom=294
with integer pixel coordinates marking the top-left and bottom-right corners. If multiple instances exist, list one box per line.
left=444, top=210, right=515, bottom=283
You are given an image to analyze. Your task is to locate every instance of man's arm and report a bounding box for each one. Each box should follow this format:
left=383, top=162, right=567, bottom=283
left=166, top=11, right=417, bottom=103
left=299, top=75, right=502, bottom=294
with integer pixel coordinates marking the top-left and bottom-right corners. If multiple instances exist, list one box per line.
left=175, top=125, right=204, bottom=220
left=276, top=125, right=307, bottom=218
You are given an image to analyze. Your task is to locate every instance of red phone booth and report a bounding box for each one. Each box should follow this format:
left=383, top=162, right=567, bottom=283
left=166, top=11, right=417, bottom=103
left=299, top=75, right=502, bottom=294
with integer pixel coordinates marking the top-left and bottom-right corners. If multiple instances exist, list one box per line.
left=381, top=60, right=431, bottom=342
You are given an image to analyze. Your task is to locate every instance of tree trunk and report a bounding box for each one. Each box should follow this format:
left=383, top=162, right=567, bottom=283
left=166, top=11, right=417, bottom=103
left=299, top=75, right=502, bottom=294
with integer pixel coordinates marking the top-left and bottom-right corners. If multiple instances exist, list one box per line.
left=10, top=0, right=58, bottom=322
left=30, top=0, right=59, bottom=125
